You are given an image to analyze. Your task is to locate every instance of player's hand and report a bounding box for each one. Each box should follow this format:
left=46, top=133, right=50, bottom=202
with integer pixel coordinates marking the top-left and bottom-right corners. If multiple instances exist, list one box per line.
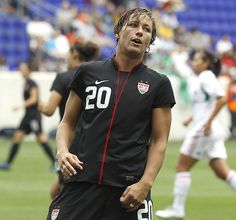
left=120, top=181, right=150, bottom=212
left=202, top=121, right=211, bottom=136
left=56, top=151, right=83, bottom=179
left=12, top=105, right=22, bottom=112
left=182, top=117, right=192, bottom=127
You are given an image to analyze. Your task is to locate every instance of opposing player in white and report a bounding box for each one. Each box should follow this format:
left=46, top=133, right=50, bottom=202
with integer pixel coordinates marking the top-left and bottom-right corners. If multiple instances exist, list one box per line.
left=155, top=50, right=236, bottom=219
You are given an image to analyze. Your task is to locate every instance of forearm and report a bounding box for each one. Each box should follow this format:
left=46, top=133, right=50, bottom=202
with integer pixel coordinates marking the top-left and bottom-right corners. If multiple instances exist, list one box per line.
left=139, top=107, right=172, bottom=189
left=38, top=102, right=55, bottom=116
left=56, top=120, right=83, bottom=177
left=56, top=91, right=81, bottom=156
left=120, top=139, right=167, bottom=211
left=140, top=139, right=167, bottom=189
left=56, top=121, right=75, bottom=155
left=23, top=98, right=37, bottom=108
left=39, top=91, right=62, bottom=116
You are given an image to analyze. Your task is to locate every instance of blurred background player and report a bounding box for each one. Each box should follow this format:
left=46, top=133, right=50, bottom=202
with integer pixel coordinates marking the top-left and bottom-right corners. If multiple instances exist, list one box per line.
left=0, top=62, right=55, bottom=170
left=226, top=78, right=236, bottom=138
left=38, top=41, right=99, bottom=199
left=155, top=50, right=236, bottom=219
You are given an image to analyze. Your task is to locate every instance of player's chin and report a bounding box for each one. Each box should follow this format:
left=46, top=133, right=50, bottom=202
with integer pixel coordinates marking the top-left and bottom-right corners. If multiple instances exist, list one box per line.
left=127, top=47, right=145, bottom=58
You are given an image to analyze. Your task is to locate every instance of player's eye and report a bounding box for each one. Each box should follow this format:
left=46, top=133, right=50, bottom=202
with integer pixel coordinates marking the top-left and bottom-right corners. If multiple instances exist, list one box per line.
left=128, top=21, right=138, bottom=27
left=143, top=26, right=151, bottom=32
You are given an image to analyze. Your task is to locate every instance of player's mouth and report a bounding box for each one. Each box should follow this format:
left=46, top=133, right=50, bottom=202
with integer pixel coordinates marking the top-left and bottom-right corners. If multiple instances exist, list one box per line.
left=131, top=38, right=142, bottom=46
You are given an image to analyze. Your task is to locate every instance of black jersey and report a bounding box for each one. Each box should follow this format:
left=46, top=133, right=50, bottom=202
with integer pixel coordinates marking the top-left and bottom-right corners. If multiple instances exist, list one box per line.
left=19, top=78, right=42, bottom=134
left=69, top=58, right=176, bottom=187
left=50, top=68, right=78, bottom=120
left=24, top=79, right=38, bottom=114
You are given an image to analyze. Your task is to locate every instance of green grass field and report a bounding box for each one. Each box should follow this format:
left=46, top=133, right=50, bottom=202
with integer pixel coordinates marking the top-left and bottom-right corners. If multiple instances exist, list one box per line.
left=0, top=138, right=235, bottom=220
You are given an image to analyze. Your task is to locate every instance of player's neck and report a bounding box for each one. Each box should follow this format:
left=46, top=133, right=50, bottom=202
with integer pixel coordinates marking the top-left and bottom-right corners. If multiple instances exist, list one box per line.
left=69, top=61, right=82, bottom=70
left=114, top=54, right=142, bottom=72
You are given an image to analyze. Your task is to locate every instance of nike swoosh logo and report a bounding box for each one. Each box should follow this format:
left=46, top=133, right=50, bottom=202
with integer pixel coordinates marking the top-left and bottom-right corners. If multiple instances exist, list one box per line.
left=95, top=80, right=109, bottom=85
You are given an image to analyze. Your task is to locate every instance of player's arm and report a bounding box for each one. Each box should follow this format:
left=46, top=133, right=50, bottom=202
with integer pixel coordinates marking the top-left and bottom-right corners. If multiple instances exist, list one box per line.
left=120, top=107, right=172, bottom=211
left=182, top=116, right=192, bottom=127
left=38, top=91, right=62, bottom=116
left=13, top=87, right=38, bottom=111
left=140, top=107, right=172, bottom=187
left=56, top=90, right=83, bottom=177
left=25, top=87, right=38, bottom=107
left=203, top=95, right=226, bottom=135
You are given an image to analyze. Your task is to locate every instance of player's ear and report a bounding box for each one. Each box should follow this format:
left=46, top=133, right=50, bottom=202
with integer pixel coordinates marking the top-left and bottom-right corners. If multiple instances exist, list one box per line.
left=73, top=51, right=79, bottom=61
left=115, top=33, right=119, bottom=43
left=74, top=54, right=79, bottom=61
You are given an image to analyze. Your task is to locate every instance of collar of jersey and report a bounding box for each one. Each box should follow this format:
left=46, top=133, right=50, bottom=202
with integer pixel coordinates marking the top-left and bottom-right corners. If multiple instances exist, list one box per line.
left=110, top=55, right=144, bottom=72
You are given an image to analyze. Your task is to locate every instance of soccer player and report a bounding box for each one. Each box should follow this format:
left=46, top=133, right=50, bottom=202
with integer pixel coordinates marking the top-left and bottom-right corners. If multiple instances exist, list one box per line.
left=0, top=62, right=55, bottom=170
left=226, top=78, right=236, bottom=138
left=38, top=41, right=99, bottom=199
left=156, top=50, right=236, bottom=219
left=46, top=8, right=175, bottom=220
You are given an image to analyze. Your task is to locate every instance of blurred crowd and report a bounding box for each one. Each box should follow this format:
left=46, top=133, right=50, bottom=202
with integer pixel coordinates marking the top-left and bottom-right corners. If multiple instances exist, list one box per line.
left=0, top=0, right=235, bottom=79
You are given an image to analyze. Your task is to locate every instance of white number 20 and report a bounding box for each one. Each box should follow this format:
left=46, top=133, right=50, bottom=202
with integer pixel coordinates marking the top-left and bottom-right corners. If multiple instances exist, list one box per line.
left=137, top=200, right=153, bottom=220
left=85, top=86, right=111, bottom=110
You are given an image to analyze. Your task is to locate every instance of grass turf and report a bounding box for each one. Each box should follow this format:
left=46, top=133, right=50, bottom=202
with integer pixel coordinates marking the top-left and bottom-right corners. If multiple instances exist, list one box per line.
left=152, top=139, right=236, bottom=220
left=0, top=138, right=235, bottom=220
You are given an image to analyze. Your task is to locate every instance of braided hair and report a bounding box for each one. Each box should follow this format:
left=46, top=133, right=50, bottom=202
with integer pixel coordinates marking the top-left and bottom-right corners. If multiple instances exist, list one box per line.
left=200, top=50, right=221, bottom=77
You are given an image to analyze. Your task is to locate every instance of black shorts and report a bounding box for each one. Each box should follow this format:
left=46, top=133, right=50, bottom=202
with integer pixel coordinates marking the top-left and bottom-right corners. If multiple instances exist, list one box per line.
left=46, top=182, right=153, bottom=220
left=18, top=113, right=42, bottom=135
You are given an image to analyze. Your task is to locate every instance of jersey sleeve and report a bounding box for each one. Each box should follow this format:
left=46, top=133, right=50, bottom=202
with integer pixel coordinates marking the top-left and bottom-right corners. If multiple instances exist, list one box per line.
left=29, top=79, right=38, bottom=90
left=200, top=71, right=225, bottom=98
left=153, top=75, right=176, bottom=108
left=70, top=66, right=85, bottom=99
left=50, top=74, right=65, bottom=96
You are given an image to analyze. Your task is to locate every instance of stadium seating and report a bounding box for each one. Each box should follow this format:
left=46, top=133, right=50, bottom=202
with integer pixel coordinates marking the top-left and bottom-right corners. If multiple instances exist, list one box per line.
left=176, top=0, right=236, bottom=42
left=0, top=15, right=29, bottom=70
left=1, top=0, right=236, bottom=70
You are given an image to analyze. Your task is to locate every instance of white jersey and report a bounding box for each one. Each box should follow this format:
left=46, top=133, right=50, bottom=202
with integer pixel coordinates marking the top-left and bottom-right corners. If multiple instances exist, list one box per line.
left=189, top=70, right=225, bottom=125
left=180, top=70, right=227, bottom=160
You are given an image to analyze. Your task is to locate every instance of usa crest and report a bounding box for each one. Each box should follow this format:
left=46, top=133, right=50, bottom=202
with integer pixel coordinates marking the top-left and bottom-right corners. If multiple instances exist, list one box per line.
left=51, top=208, right=60, bottom=220
left=137, top=82, right=149, bottom=94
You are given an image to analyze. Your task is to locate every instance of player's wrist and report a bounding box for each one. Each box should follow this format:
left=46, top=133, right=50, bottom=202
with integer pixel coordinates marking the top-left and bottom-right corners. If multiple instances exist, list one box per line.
left=139, top=178, right=152, bottom=191
left=56, top=147, right=69, bottom=156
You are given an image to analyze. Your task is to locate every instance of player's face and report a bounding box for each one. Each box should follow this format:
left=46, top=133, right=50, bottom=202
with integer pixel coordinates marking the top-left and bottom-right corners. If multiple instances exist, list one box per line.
left=117, top=14, right=152, bottom=58
left=19, top=63, right=30, bottom=79
left=67, top=50, right=79, bottom=70
left=191, top=52, right=208, bottom=75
